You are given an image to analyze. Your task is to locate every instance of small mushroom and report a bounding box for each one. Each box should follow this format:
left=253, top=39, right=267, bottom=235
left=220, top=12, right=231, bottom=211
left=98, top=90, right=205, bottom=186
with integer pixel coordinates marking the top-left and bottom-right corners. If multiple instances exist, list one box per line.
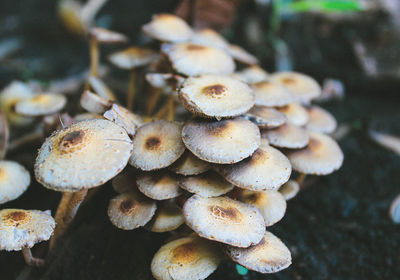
left=142, top=14, right=193, bottom=42
left=279, top=180, right=300, bottom=201
left=169, top=150, right=211, bottom=176
left=136, top=171, right=183, bottom=200
left=80, top=90, right=112, bottom=114
left=262, top=123, right=309, bottom=149
left=190, top=28, right=229, bottom=50
left=15, top=93, right=67, bottom=117
left=88, top=76, right=117, bottom=101
left=277, top=102, right=309, bottom=127
left=243, top=106, right=287, bottom=129
left=251, top=80, right=294, bottom=108
left=112, top=168, right=138, bottom=194
left=305, top=105, right=337, bottom=134
left=231, top=65, right=269, bottom=84
left=146, top=202, right=184, bottom=232
left=103, top=103, right=144, bottom=137
left=0, top=160, right=30, bottom=204
left=227, top=44, right=259, bottom=65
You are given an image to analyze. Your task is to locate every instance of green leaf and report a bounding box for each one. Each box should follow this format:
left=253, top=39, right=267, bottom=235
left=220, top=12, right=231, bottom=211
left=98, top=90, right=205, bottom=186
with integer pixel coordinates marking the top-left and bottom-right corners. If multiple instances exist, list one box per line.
left=284, top=0, right=362, bottom=13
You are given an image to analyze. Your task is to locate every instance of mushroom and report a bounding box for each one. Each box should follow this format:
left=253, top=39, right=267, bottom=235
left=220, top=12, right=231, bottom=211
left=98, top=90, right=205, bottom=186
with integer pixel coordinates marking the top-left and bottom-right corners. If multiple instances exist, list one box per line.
left=190, top=28, right=229, bottom=50
left=112, top=168, right=137, bottom=194
left=252, top=80, right=294, bottom=107
left=15, top=93, right=67, bottom=117
left=278, top=180, right=300, bottom=201
left=0, top=111, right=9, bottom=159
left=0, top=160, right=30, bottom=204
left=243, top=106, right=287, bottom=129
left=146, top=202, right=184, bottom=232
left=277, top=102, right=309, bottom=127
left=142, top=14, right=193, bottom=42
left=169, top=150, right=211, bottom=176
left=136, top=171, right=183, bottom=200
left=88, top=76, right=117, bottom=101
left=103, top=103, right=144, bottom=138
left=80, top=90, right=112, bottom=114
left=0, top=209, right=55, bottom=266
left=262, top=123, right=309, bottom=149
left=227, top=44, right=259, bottom=65
left=231, top=65, right=269, bottom=84
left=305, top=105, right=337, bottom=134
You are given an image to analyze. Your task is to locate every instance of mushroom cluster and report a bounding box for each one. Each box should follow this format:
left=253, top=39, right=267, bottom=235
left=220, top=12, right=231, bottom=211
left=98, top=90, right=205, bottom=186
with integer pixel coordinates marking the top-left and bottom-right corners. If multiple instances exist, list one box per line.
left=0, top=12, right=344, bottom=277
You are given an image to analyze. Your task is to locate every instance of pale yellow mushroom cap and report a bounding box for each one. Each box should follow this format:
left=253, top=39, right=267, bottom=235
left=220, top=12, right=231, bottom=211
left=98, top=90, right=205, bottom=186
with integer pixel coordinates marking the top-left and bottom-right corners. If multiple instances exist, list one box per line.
left=80, top=90, right=112, bottom=114
left=73, top=112, right=104, bottom=122
left=182, top=118, right=261, bottom=164
left=112, top=168, right=137, bottom=194
left=88, top=76, right=117, bottom=101
left=190, top=28, right=229, bottom=50
left=147, top=202, right=184, bottom=233
left=179, top=74, right=255, bottom=119
left=108, top=47, right=158, bottom=70
left=271, top=72, right=321, bottom=104
left=89, top=27, right=128, bottom=43
left=231, top=66, right=269, bottom=84
left=286, top=131, right=344, bottom=175
left=277, top=102, right=309, bottom=126
left=151, top=235, right=222, bottom=280
left=142, top=14, right=193, bottom=42
left=103, top=104, right=144, bottom=138
left=108, top=191, right=157, bottom=230
left=162, top=43, right=235, bottom=76
left=226, top=231, right=292, bottom=274
left=279, top=180, right=300, bottom=200
left=35, top=119, right=133, bottom=192
left=183, top=195, right=265, bottom=247
left=252, top=80, right=294, bottom=107
left=305, top=105, right=337, bottom=134
left=262, top=123, right=309, bottom=149
left=0, top=161, right=30, bottom=204
left=129, top=120, right=185, bottom=171
left=0, top=209, right=55, bottom=251
left=15, top=93, right=67, bottom=117
left=227, top=44, right=259, bottom=65
left=136, top=171, right=183, bottom=200
left=169, top=150, right=211, bottom=176
left=244, top=106, right=287, bottom=129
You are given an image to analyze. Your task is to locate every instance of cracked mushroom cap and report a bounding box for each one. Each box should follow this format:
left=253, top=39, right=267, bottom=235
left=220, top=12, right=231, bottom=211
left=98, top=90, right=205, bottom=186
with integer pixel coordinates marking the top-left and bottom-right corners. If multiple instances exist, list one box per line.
left=142, top=14, right=193, bottom=42
left=15, top=93, right=67, bottom=117
left=226, top=231, right=291, bottom=274
left=190, top=28, right=229, bottom=50
left=183, top=195, right=265, bottom=247
left=252, top=80, right=294, bottom=107
left=0, top=209, right=55, bottom=251
left=112, top=168, right=137, bottom=194
left=162, top=43, right=235, bottom=76
left=136, top=171, right=183, bottom=200
left=305, top=105, right=337, bottom=134
left=279, top=180, right=300, bottom=201
left=262, top=123, right=309, bottom=149
left=89, top=27, right=128, bottom=43
left=236, top=189, right=287, bottom=226
left=147, top=202, right=184, bottom=232
left=169, top=150, right=211, bottom=176
left=129, top=120, right=185, bottom=171
left=151, top=235, right=222, bottom=280
left=277, top=102, right=309, bottom=126
left=0, top=161, right=30, bottom=204
left=179, top=74, right=255, bottom=119
left=231, top=66, right=269, bottom=84
left=227, top=44, right=259, bottom=65
left=244, top=106, right=287, bottom=129
left=108, top=191, right=157, bottom=230
left=271, top=72, right=321, bottom=104
left=35, top=119, right=133, bottom=192
left=286, top=131, right=343, bottom=175
left=179, top=171, right=234, bottom=198
left=108, top=47, right=158, bottom=70
left=103, top=103, right=144, bottom=137
left=219, top=142, right=291, bottom=191
left=182, top=118, right=260, bottom=164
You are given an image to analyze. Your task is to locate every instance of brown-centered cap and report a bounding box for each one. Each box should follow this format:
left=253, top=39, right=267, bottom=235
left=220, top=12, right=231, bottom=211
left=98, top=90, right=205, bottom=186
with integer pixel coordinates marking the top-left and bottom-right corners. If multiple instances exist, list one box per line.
left=88, top=76, right=117, bottom=101
left=179, top=74, right=255, bottom=119
left=0, top=111, right=8, bottom=159
left=183, top=195, right=265, bottom=247
left=286, top=131, right=343, bottom=175
left=225, top=231, right=291, bottom=273
left=227, top=44, right=259, bottom=65
left=35, top=119, right=133, bottom=192
left=15, top=93, right=67, bottom=117
left=179, top=171, right=234, bottom=198
left=236, top=189, right=287, bottom=226
left=108, top=47, right=158, bottom=70
left=277, top=102, right=309, bottom=126
left=219, top=142, right=291, bottom=191
left=136, top=171, right=183, bottom=200
left=89, top=27, right=128, bottom=43
left=147, top=202, right=184, bottom=232
left=271, top=72, right=321, bottom=104
left=0, top=209, right=55, bottom=251
left=129, top=120, right=185, bottom=171
left=112, top=168, right=138, bottom=194
left=80, top=90, right=112, bottom=114
left=182, top=118, right=261, bottom=164
left=103, top=104, right=144, bottom=138
left=107, top=191, right=157, bottom=230
left=142, top=14, right=193, bottom=42
left=169, top=150, right=211, bottom=176
left=244, top=106, right=287, bottom=129
left=262, top=123, right=309, bottom=149
left=151, top=235, right=222, bottom=280
left=0, top=161, right=30, bottom=204
left=252, top=80, right=294, bottom=107
left=278, top=180, right=300, bottom=200
left=231, top=66, right=269, bottom=84
left=305, top=105, right=337, bottom=134
left=161, top=43, right=235, bottom=76
left=190, top=28, right=229, bottom=50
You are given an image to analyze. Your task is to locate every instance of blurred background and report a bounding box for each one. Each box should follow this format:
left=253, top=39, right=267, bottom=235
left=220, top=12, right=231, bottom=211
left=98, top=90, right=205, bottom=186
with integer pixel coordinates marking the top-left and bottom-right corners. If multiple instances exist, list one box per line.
left=0, top=0, right=399, bottom=279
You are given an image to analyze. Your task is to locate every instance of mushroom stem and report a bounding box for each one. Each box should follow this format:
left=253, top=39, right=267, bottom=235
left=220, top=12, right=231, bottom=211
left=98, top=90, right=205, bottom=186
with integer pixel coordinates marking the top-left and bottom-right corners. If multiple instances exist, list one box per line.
left=89, top=36, right=99, bottom=77
left=146, top=87, right=162, bottom=115
left=154, top=99, right=170, bottom=119
left=167, top=95, right=175, bottom=121
left=126, top=69, right=136, bottom=110
left=22, top=247, right=45, bottom=267
left=296, top=173, right=307, bottom=186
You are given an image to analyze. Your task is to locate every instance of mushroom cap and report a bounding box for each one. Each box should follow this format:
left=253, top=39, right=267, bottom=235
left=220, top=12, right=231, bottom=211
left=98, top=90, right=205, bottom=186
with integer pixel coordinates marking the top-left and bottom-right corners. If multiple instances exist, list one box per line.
left=252, top=80, right=294, bottom=107
left=103, top=103, right=144, bottom=137
left=227, top=44, right=259, bottom=65
left=35, top=119, right=133, bottom=192
left=0, top=209, right=55, bottom=251
left=88, top=76, right=117, bottom=101
left=73, top=112, right=104, bottom=122
left=136, top=171, right=183, bottom=200
left=179, top=171, right=234, bottom=198
left=146, top=73, right=184, bottom=90
left=305, top=105, right=337, bottom=134
left=219, top=143, right=291, bottom=191
left=182, top=118, right=261, bottom=164
left=277, top=102, right=309, bottom=126
left=129, top=120, right=185, bottom=171
left=89, top=27, right=128, bottom=43
left=151, top=235, right=221, bottom=280
left=162, top=43, right=235, bottom=76
left=147, top=202, right=184, bottom=232
left=58, top=0, right=87, bottom=35
left=237, top=189, right=287, bottom=226
left=0, top=161, right=30, bottom=204
left=169, top=150, right=211, bottom=176
left=231, top=66, right=269, bottom=84
left=244, top=106, right=287, bottom=129
left=108, top=47, right=158, bottom=70
left=286, top=131, right=344, bottom=175
left=226, top=231, right=291, bottom=274
left=262, top=123, right=309, bottom=149
left=142, top=14, right=193, bottom=42
left=15, top=93, right=67, bottom=117
left=271, top=72, right=321, bottom=104
left=183, top=195, right=265, bottom=247
left=279, top=180, right=300, bottom=201
left=190, top=28, right=229, bottom=50
left=80, top=90, right=112, bottom=114
left=108, top=191, right=157, bottom=230
left=112, top=168, right=137, bottom=194
left=0, top=111, right=9, bottom=159
left=179, top=74, right=255, bottom=118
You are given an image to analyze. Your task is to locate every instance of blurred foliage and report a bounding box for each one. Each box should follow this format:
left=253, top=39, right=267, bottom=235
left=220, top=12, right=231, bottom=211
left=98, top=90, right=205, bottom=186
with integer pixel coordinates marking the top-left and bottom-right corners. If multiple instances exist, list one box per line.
left=278, top=0, right=363, bottom=13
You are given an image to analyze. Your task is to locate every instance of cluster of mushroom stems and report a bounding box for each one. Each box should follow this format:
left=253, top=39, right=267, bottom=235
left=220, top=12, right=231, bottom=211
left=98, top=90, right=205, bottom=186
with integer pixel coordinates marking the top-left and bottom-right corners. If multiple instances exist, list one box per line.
left=0, top=13, right=343, bottom=278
